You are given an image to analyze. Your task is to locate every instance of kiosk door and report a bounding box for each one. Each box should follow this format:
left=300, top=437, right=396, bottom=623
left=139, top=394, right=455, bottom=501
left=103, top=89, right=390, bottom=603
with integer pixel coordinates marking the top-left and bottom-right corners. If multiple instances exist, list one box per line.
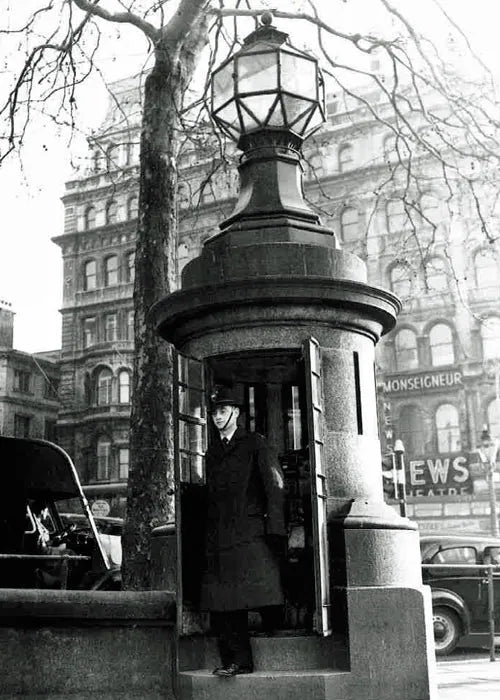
left=174, top=351, right=207, bottom=634
left=303, top=337, right=332, bottom=636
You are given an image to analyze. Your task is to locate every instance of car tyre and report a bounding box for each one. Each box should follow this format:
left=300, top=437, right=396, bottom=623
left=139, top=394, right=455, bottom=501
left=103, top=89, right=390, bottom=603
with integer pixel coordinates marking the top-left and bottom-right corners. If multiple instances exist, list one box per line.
left=433, top=606, right=461, bottom=655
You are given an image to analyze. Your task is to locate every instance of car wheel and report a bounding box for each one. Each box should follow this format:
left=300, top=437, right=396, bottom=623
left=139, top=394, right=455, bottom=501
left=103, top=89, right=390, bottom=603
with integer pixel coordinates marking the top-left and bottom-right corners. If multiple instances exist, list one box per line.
left=433, top=607, right=461, bottom=655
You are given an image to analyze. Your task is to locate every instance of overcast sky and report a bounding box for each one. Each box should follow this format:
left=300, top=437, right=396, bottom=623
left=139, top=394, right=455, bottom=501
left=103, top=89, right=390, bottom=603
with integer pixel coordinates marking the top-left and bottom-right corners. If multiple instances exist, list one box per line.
left=0, top=0, right=498, bottom=353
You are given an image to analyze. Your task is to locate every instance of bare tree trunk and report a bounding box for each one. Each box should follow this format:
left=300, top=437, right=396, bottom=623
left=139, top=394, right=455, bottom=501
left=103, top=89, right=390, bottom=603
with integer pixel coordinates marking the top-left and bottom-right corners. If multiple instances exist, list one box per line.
left=122, top=12, right=208, bottom=589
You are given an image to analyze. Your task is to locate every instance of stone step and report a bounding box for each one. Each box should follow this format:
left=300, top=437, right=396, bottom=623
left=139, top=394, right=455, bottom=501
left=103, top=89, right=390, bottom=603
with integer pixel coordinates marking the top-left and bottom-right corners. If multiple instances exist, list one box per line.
left=179, top=669, right=351, bottom=700
left=179, top=633, right=349, bottom=672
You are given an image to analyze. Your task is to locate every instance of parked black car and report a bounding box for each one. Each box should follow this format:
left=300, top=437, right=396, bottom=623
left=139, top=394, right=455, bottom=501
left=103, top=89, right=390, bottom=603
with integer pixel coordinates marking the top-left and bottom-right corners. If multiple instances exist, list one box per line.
left=420, top=533, right=500, bottom=654
left=0, top=436, right=119, bottom=590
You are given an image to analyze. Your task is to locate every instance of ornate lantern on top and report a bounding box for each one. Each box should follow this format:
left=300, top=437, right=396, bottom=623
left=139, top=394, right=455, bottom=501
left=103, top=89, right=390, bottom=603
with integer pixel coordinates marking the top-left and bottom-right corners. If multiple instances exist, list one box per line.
left=209, top=12, right=331, bottom=240
left=211, top=12, right=325, bottom=151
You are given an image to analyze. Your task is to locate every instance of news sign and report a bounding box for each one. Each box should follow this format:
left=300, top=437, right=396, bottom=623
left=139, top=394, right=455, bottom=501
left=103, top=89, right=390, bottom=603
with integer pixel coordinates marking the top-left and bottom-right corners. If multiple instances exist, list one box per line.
left=406, top=453, right=472, bottom=497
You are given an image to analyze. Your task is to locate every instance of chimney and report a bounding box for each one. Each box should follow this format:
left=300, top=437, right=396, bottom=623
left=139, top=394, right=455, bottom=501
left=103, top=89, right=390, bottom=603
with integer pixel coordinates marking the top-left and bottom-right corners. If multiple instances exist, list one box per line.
left=0, top=300, right=14, bottom=350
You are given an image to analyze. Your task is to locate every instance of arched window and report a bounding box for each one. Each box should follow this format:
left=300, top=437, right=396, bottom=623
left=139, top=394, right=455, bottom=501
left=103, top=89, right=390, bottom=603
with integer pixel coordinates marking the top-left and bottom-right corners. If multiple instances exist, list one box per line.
left=425, top=257, right=448, bottom=292
left=340, top=207, right=359, bottom=242
left=127, top=196, right=138, bottom=220
left=435, top=403, right=461, bottom=453
left=84, top=206, right=96, bottom=231
left=118, top=370, right=131, bottom=404
left=389, top=264, right=412, bottom=299
left=96, top=368, right=113, bottom=405
left=97, top=437, right=111, bottom=481
left=386, top=198, right=410, bottom=233
left=83, top=260, right=97, bottom=291
left=338, top=144, right=354, bottom=172
left=481, top=317, right=500, bottom=360
left=429, top=323, right=454, bottom=366
left=394, top=328, right=419, bottom=370
left=104, top=255, right=118, bottom=287
left=125, top=251, right=135, bottom=283
left=474, top=249, right=499, bottom=289
left=106, top=200, right=118, bottom=225
left=487, top=399, right=500, bottom=441
left=398, top=405, right=425, bottom=456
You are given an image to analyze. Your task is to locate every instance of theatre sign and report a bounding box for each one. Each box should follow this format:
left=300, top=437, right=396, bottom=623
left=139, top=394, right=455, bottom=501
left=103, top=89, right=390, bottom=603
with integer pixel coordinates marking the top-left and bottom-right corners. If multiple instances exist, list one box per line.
left=406, top=454, right=473, bottom=497
left=383, top=369, right=462, bottom=395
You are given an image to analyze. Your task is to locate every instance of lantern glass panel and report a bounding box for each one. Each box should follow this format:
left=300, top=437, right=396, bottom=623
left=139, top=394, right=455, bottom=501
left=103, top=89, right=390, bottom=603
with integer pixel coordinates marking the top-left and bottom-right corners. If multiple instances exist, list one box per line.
left=267, top=99, right=286, bottom=126
left=281, top=52, right=317, bottom=99
left=216, top=99, right=241, bottom=132
left=282, top=93, right=312, bottom=128
left=307, top=104, right=325, bottom=133
left=240, top=93, right=278, bottom=129
left=290, top=108, right=315, bottom=135
left=237, top=51, right=278, bottom=98
left=213, top=62, right=234, bottom=109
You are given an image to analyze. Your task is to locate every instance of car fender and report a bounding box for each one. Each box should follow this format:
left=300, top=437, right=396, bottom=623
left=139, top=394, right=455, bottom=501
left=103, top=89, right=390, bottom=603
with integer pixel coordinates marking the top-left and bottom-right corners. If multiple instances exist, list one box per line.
left=430, top=587, right=471, bottom=634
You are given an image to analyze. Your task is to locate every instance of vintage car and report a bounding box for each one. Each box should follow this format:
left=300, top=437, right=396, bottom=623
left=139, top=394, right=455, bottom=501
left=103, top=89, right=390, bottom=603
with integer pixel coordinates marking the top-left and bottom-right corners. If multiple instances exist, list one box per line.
left=0, top=436, right=120, bottom=590
left=420, top=533, right=500, bottom=654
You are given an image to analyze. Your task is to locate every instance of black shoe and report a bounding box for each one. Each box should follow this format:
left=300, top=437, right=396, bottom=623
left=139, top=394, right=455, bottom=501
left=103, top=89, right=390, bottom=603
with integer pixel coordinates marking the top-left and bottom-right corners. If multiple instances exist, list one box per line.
left=212, top=663, right=253, bottom=677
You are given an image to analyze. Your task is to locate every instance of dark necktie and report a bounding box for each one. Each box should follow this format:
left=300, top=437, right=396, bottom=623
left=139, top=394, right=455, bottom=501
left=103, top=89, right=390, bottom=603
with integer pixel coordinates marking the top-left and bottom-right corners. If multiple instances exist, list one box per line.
left=222, top=437, right=229, bottom=446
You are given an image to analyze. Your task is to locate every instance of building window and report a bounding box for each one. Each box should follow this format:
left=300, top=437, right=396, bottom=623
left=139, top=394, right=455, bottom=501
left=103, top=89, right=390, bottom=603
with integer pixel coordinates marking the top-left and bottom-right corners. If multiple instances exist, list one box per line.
left=14, top=414, right=31, bottom=438
left=436, top=403, right=461, bottom=453
left=481, top=317, right=500, bottom=360
left=83, top=317, right=97, bottom=348
left=340, top=207, right=359, bottom=242
left=106, top=143, right=118, bottom=171
left=13, top=370, right=31, bottom=393
left=425, top=257, right=448, bottom=292
left=44, top=419, right=57, bottom=442
left=386, top=198, right=410, bottom=233
left=474, top=250, right=499, bottom=289
left=118, top=370, right=131, bottom=404
left=44, top=378, right=59, bottom=399
left=123, top=142, right=133, bottom=166
left=125, top=251, right=135, bottom=283
left=104, top=255, right=118, bottom=286
left=126, top=309, right=134, bottom=340
left=398, top=405, right=425, bottom=456
left=83, top=260, right=97, bottom=291
left=429, top=323, right=454, bottom=366
left=127, top=196, right=138, bottom=220
left=338, top=144, right=354, bottom=172
left=106, top=200, right=118, bottom=225
left=394, top=328, right=419, bottom=371
left=92, top=149, right=101, bottom=173
left=104, top=313, right=118, bottom=343
left=96, top=368, right=113, bottom=405
left=97, top=438, right=111, bottom=481
left=119, top=447, right=130, bottom=480
left=487, top=399, right=500, bottom=441
left=390, top=264, right=412, bottom=299
left=84, top=206, right=96, bottom=230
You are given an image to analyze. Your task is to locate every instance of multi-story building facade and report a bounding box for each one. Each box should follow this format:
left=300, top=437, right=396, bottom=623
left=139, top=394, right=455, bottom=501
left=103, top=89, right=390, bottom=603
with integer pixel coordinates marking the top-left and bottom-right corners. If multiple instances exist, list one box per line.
left=55, top=74, right=500, bottom=529
left=0, top=301, right=60, bottom=440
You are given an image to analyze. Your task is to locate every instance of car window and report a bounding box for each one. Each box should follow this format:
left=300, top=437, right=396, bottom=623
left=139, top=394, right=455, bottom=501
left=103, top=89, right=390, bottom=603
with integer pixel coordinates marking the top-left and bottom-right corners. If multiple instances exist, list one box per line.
left=431, top=546, right=477, bottom=564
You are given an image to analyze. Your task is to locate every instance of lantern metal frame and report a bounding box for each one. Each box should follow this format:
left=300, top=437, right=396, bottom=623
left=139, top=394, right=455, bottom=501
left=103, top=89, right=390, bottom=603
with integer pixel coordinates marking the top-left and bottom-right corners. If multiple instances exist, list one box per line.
left=211, top=20, right=326, bottom=148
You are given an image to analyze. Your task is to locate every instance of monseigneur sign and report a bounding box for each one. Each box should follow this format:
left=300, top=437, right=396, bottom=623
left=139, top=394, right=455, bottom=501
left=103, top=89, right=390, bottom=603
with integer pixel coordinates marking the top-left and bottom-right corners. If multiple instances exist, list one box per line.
left=406, top=454, right=472, bottom=497
left=383, top=370, right=462, bottom=395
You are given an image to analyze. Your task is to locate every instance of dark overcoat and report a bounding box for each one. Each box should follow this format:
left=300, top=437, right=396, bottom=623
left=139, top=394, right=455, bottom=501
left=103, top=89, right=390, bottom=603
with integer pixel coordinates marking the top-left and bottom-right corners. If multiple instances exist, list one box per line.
left=200, top=426, right=286, bottom=612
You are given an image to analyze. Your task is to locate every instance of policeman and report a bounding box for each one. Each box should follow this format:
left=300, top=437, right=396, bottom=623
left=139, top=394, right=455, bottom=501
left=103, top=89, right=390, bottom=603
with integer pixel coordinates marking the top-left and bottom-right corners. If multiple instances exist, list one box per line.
left=200, top=385, right=286, bottom=677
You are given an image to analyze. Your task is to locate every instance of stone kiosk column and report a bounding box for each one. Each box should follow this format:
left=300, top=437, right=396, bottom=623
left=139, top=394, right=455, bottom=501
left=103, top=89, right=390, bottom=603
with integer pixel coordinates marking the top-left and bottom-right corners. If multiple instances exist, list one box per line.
left=151, top=15, right=436, bottom=700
